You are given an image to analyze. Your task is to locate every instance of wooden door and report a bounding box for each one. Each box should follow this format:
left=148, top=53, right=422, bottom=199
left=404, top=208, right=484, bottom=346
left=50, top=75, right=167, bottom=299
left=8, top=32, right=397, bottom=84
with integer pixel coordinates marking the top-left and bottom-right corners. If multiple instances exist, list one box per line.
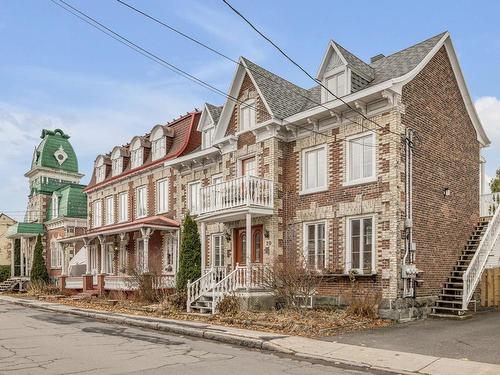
left=234, top=225, right=263, bottom=265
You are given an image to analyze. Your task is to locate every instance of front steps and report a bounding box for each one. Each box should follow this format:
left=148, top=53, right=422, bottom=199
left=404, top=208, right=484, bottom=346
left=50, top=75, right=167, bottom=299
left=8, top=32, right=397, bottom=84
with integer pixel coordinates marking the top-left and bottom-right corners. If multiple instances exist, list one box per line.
left=430, top=218, right=490, bottom=318
left=190, top=293, right=214, bottom=314
left=0, top=278, right=28, bottom=293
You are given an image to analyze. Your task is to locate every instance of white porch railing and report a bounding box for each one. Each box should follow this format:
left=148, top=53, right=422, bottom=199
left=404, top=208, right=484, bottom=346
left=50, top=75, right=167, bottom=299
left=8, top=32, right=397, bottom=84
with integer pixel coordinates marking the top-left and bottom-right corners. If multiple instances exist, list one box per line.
left=65, top=276, right=83, bottom=289
left=187, top=267, right=227, bottom=312
left=199, top=175, right=274, bottom=215
left=104, top=275, right=176, bottom=291
left=480, top=193, right=500, bottom=217
left=463, top=205, right=500, bottom=310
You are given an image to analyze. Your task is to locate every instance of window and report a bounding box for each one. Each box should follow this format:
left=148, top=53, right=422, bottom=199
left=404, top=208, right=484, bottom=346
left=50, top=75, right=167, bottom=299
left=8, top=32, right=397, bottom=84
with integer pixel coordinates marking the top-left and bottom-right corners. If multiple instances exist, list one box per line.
left=136, top=239, right=145, bottom=273
left=213, top=234, right=224, bottom=267
left=347, top=217, right=374, bottom=274
left=304, top=221, right=326, bottom=270
left=164, top=233, right=177, bottom=273
left=188, top=181, right=201, bottom=214
left=203, top=126, right=215, bottom=149
left=118, top=192, right=128, bottom=222
left=92, top=200, right=102, bottom=228
left=105, top=196, right=114, bottom=225
left=111, top=157, right=122, bottom=176
left=105, top=244, right=114, bottom=274
left=96, top=165, right=106, bottom=183
left=301, top=145, right=327, bottom=194
left=325, top=71, right=345, bottom=101
left=240, top=99, right=256, bottom=131
left=152, top=137, right=166, bottom=160
left=346, top=133, right=376, bottom=185
left=130, top=148, right=143, bottom=168
left=241, top=157, right=256, bottom=176
left=118, top=244, right=127, bottom=274
left=51, top=194, right=59, bottom=219
left=50, top=241, right=62, bottom=269
left=157, top=179, right=169, bottom=213
left=136, top=186, right=147, bottom=218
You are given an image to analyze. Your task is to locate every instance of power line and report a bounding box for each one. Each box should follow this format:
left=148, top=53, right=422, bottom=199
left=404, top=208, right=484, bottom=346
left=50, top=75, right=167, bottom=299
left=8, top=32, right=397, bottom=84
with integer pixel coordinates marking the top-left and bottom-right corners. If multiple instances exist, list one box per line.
left=115, top=0, right=388, bottom=141
left=221, top=0, right=403, bottom=140
left=50, top=0, right=381, bottom=148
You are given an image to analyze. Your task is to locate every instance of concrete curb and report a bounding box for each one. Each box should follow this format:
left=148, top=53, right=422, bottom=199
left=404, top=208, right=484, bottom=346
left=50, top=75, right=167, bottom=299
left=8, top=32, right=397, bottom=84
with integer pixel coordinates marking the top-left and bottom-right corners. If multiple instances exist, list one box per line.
left=2, top=296, right=500, bottom=375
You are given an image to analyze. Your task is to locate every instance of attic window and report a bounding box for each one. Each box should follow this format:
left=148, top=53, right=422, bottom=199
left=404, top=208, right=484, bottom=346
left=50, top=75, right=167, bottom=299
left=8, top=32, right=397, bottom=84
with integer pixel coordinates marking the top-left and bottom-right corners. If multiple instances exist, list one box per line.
left=51, top=194, right=59, bottom=219
left=130, top=138, right=143, bottom=168
left=202, top=125, right=215, bottom=149
left=111, top=149, right=123, bottom=177
left=95, top=157, right=106, bottom=183
left=240, top=99, right=256, bottom=131
left=151, top=127, right=166, bottom=161
left=324, top=71, right=346, bottom=101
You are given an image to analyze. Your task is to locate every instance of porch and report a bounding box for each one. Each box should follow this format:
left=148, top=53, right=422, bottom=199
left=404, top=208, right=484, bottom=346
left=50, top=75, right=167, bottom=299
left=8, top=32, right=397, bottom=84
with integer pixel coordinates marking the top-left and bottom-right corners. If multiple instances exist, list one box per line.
left=6, top=222, right=44, bottom=278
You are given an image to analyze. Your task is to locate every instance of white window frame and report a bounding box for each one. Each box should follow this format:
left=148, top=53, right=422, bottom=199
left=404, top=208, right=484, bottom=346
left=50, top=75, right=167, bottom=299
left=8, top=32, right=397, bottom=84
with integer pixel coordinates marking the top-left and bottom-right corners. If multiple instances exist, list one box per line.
left=111, top=157, right=122, bottom=177
left=237, top=155, right=257, bottom=177
left=346, top=215, right=376, bottom=275
left=202, top=126, right=215, bottom=149
left=212, top=234, right=224, bottom=267
left=151, top=137, right=166, bottom=161
left=130, top=148, right=143, bottom=169
left=50, top=241, right=62, bottom=269
left=118, top=192, right=128, bottom=223
left=95, top=165, right=106, bottom=183
left=187, top=181, right=201, bottom=215
left=322, top=66, right=348, bottom=102
left=303, top=220, right=327, bottom=271
left=51, top=194, right=59, bottom=219
left=300, top=144, right=328, bottom=195
left=92, top=200, right=102, bottom=228
left=156, top=178, right=169, bottom=214
left=105, top=243, right=114, bottom=274
left=345, top=132, right=377, bottom=186
left=239, top=99, right=256, bottom=131
left=136, top=186, right=148, bottom=219
left=105, top=196, right=114, bottom=225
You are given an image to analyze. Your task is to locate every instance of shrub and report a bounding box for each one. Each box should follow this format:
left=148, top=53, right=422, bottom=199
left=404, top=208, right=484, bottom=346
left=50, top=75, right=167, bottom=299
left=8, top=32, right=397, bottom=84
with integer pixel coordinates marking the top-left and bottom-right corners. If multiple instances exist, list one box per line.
left=30, top=235, right=49, bottom=283
left=127, top=270, right=169, bottom=303
left=163, top=292, right=187, bottom=311
left=27, top=279, right=58, bottom=296
left=217, top=294, right=240, bottom=316
left=342, top=271, right=381, bottom=318
left=176, top=213, right=201, bottom=292
left=0, top=265, right=10, bottom=282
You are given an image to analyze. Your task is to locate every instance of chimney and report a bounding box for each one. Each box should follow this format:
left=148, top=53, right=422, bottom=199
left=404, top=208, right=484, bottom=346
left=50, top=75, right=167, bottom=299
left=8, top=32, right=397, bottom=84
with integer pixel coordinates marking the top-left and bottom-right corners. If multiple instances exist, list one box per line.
left=370, top=54, right=385, bottom=63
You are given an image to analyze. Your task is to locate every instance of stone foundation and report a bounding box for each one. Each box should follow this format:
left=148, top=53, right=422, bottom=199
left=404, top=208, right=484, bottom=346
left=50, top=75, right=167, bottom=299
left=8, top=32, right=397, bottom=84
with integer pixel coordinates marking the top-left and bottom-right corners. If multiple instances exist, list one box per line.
left=378, top=296, right=438, bottom=321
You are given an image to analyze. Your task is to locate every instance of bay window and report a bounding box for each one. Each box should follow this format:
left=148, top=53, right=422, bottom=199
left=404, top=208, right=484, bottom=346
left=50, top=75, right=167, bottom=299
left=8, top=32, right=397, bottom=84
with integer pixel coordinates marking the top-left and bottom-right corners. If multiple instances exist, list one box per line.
left=347, top=216, right=375, bottom=274
left=301, top=145, right=327, bottom=194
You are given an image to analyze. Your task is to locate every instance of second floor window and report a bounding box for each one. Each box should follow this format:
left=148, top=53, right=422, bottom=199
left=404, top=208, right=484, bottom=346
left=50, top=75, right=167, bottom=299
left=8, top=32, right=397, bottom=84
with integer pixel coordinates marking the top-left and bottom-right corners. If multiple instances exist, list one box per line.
left=105, top=196, right=114, bottom=225
left=93, top=200, right=102, bottom=228
left=240, top=99, right=256, bottom=131
left=157, top=179, right=169, bottom=213
left=347, top=133, right=376, bottom=185
left=136, top=186, right=147, bottom=218
left=152, top=137, right=166, bottom=160
left=118, top=192, right=128, bottom=222
left=188, top=181, right=201, bottom=214
left=130, top=148, right=143, bottom=169
left=302, top=145, right=327, bottom=194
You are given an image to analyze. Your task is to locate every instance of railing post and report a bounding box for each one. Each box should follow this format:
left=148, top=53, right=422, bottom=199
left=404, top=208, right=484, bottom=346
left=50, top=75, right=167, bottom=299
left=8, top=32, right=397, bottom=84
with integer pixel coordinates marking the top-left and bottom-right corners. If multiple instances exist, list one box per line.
left=187, top=279, right=191, bottom=313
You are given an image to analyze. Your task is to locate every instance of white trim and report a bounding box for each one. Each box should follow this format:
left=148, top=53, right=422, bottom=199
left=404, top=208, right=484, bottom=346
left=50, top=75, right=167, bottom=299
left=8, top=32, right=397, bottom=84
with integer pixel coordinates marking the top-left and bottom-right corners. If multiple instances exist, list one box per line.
left=302, top=220, right=328, bottom=270
left=156, top=178, right=169, bottom=214
left=135, top=185, right=148, bottom=219
left=92, top=199, right=102, bottom=228
left=344, top=131, right=377, bottom=187
left=237, top=154, right=257, bottom=177
left=104, top=195, right=114, bottom=226
left=345, top=215, right=376, bottom=275
left=316, top=40, right=349, bottom=79
left=211, top=233, right=224, bottom=267
left=118, top=192, right=128, bottom=223
left=300, top=144, right=329, bottom=195
left=187, top=180, right=201, bottom=215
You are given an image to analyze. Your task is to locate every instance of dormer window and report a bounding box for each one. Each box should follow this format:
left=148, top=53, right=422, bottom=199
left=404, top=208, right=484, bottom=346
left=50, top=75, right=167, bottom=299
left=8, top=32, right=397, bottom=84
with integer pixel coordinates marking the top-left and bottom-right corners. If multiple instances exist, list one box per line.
left=240, top=99, right=256, bottom=131
left=130, top=138, right=143, bottom=169
left=202, top=126, right=215, bottom=149
left=51, top=193, right=59, bottom=219
left=324, top=71, right=346, bottom=101
left=95, top=156, right=106, bottom=183
left=150, top=126, right=167, bottom=161
left=111, top=147, right=123, bottom=177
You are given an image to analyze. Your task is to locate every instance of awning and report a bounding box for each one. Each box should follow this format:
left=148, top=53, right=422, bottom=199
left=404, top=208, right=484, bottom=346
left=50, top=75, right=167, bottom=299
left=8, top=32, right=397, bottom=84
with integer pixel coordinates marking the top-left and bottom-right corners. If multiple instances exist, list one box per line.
left=6, top=222, right=44, bottom=238
left=58, top=215, right=179, bottom=243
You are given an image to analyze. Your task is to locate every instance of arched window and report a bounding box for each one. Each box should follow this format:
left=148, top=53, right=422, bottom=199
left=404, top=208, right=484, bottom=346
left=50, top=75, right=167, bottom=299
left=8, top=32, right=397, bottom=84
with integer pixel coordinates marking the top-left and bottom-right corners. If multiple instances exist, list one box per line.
left=111, top=147, right=123, bottom=177
left=95, top=156, right=106, bottom=183
left=150, top=126, right=166, bottom=161
left=130, top=137, right=143, bottom=168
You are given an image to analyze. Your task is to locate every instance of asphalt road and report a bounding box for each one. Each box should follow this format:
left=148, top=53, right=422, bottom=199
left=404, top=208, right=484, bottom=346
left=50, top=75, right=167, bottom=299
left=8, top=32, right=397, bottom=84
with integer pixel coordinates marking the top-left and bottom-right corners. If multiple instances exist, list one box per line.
left=0, top=301, right=378, bottom=375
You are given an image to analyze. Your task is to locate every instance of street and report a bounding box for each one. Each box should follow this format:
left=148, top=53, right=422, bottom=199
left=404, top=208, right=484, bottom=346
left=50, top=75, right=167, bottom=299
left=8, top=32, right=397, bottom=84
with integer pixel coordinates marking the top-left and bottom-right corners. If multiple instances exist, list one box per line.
left=0, top=301, right=376, bottom=375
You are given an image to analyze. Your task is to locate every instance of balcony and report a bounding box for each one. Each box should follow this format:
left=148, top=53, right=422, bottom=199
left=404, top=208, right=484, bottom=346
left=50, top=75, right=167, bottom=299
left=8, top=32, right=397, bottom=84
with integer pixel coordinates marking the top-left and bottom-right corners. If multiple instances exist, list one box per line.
left=199, top=175, right=274, bottom=220
left=480, top=193, right=500, bottom=217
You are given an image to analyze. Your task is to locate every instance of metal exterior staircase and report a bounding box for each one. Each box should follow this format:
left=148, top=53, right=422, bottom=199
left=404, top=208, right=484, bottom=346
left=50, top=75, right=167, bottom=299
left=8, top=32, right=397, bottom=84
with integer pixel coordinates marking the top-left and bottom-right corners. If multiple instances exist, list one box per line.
left=431, top=217, right=492, bottom=318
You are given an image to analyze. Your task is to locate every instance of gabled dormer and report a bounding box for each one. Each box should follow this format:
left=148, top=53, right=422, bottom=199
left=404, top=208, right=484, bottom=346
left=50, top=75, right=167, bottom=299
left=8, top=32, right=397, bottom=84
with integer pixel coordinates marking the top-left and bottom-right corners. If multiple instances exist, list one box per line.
left=198, top=103, right=222, bottom=149
left=317, top=40, right=374, bottom=103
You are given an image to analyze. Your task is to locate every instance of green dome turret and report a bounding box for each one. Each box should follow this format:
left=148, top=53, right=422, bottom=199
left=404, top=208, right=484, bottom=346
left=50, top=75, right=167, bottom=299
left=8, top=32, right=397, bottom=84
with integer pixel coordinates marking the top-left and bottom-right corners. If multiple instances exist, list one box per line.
left=31, top=129, right=79, bottom=173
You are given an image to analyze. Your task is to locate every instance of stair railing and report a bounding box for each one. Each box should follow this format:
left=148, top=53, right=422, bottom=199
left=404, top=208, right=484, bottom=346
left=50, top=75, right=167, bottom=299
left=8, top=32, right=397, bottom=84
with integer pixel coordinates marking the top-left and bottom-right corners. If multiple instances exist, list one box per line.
left=463, top=208, right=500, bottom=310
left=211, top=264, right=246, bottom=314
left=187, top=268, right=217, bottom=313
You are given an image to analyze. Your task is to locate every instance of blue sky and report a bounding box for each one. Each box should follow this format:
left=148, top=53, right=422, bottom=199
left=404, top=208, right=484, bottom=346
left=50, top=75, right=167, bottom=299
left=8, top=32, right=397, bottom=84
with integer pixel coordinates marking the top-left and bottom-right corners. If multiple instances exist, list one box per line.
left=1, top=0, right=499, bottom=220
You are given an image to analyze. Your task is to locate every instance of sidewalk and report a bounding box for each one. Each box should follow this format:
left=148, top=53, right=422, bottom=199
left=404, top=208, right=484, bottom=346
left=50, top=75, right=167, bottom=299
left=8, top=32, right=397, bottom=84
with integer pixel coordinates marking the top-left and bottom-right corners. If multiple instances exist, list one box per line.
left=1, top=295, right=499, bottom=375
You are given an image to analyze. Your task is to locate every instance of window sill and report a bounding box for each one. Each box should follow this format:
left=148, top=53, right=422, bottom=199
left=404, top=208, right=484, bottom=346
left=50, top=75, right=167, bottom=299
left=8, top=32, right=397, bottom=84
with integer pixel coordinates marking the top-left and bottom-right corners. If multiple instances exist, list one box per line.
left=299, top=187, right=329, bottom=196
left=343, top=177, right=377, bottom=187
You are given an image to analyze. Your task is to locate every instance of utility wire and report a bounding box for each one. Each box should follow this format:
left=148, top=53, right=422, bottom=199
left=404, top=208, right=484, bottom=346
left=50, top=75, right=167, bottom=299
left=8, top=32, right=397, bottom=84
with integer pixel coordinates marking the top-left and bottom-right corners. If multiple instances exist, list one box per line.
left=50, top=0, right=379, bottom=148
left=221, top=0, right=403, bottom=139
left=115, top=0, right=389, bottom=140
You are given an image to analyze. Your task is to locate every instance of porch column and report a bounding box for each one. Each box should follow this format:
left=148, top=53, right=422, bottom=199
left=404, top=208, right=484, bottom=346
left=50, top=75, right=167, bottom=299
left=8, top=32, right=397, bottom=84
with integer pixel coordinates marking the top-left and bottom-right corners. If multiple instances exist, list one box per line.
left=10, top=239, right=15, bottom=278
left=201, top=222, right=206, bottom=271
left=60, top=243, right=66, bottom=276
left=84, top=238, right=90, bottom=275
left=246, top=213, right=252, bottom=290
left=98, top=235, right=105, bottom=274
left=20, top=238, right=25, bottom=277
left=140, top=228, right=152, bottom=273
left=118, top=233, right=128, bottom=275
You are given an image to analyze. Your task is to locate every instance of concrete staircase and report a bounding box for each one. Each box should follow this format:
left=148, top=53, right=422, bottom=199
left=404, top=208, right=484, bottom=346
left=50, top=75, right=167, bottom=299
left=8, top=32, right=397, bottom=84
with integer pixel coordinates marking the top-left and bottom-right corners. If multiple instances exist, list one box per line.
left=190, top=293, right=215, bottom=314
left=430, top=219, right=490, bottom=318
left=0, top=278, right=24, bottom=293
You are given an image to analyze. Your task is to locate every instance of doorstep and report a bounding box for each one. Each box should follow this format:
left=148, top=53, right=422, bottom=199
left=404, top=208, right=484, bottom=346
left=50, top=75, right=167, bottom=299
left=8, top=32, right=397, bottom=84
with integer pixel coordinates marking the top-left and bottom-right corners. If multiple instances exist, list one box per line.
left=1, top=295, right=499, bottom=375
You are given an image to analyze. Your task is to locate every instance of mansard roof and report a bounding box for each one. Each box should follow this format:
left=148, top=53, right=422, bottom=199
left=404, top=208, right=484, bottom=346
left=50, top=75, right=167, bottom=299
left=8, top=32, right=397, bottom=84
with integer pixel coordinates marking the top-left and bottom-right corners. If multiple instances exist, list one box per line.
left=31, top=128, right=79, bottom=174
left=46, top=184, right=87, bottom=220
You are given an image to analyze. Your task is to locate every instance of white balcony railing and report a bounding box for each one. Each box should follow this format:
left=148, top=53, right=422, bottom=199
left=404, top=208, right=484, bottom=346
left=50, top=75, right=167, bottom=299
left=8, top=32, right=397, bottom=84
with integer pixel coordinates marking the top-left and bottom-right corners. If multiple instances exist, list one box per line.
left=480, top=193, right=500, bottom=217
left=104, top=275, right=175, bottom=291
left=199, top=175, right=274, bottom=215
left=65, top=276, right=83, bottom=289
